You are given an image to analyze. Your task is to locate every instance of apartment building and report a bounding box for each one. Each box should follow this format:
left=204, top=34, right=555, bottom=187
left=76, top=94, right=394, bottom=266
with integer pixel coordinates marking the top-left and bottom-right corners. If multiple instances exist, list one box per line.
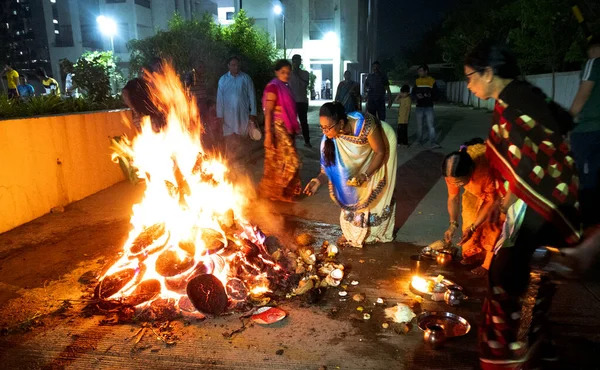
left=1, top=0, right=219, bottom=90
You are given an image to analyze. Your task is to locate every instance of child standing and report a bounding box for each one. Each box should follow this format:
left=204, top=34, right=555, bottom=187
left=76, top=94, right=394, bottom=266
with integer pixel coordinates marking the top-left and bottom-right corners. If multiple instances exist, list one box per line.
left=395, top=84, right=411, bottom=146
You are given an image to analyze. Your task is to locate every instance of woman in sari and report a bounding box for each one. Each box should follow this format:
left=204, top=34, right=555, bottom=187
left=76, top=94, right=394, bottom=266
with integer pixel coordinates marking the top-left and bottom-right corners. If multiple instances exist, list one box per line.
left=334, top=71, right=361, bottom=113
left=442, top=138, right=503, bottom=276
left=303, top=102, right=397, bottom=247
left=464, top=41, right=581, bottom=369
left=259, top=59, right=302, bottom=202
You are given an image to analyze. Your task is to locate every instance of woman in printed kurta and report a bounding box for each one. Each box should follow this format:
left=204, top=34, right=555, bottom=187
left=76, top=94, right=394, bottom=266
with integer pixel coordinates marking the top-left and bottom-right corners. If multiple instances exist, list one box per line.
left=259, top=60, right=302, bottom=202
left=442, top=140, right=503, bottom=276
left=303, top=102, right=397, bottom=247
left=464, top=41, right=580, bottom=369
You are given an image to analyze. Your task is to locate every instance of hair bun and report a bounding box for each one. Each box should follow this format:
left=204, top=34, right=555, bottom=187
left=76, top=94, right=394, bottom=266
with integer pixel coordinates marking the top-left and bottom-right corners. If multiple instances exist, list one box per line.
left=459, top=145, right=468, bottom=152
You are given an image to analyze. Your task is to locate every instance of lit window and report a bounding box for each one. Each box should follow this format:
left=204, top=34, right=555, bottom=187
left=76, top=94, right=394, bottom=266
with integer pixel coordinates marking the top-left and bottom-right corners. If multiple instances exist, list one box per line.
left=53, top=19, right=58, bottom=24
left=54, top=29, right=59, bottom=34
left=16, top=31, right=20, bottom=35
left=6, top=23, right=9, bottom=29
left=20, top=51, right=23, bottom=55
left=13, top=10, right=17, bottom=15
left=50, top=0, right=56, bottom=3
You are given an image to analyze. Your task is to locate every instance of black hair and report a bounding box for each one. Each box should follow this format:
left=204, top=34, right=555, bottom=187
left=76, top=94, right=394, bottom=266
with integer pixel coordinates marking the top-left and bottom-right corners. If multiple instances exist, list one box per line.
left=464, top=41, right=521, bottom=80
left=35, top=67, right=47, bottom=77
left=441, top=138, right=484, bottom=178
left=372, top=61, right=380, bottom=66
left=400, top=84, right=410, bottom=93
left=227, top=56, right=241, bottom=64
left=418, top=64, right=429, bottom=73
left=274, top=59, right=292, bottom=71
left=319, top=102, right=348, bottom=167
left=292, top=54, right=302, bottom=61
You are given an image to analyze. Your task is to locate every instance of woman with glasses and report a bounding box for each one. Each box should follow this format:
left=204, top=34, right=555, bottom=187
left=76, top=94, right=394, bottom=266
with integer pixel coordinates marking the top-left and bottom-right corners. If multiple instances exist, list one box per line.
left=464, top=41, right=580, bottom=369
left=442, top=138, right=503, bottom=276
left=303, top=102, right=397, bottom=247
left=259, top=59, right=302, bottom=202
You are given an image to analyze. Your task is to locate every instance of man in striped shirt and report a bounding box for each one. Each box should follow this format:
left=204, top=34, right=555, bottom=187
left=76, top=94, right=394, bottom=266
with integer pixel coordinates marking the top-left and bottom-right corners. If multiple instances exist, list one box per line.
left=570, top=40, right=600, bottom=226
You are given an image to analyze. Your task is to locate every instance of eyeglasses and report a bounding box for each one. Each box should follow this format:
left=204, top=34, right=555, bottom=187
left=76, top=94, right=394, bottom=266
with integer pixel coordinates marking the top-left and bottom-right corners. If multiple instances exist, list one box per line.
left=465, top=69, right=484, bottom=82
left=320, top=122, right=338, bottom=132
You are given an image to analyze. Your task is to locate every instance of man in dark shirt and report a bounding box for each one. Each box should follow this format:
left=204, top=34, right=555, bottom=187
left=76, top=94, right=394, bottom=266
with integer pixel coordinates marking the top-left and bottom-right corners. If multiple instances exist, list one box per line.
left=412, top=64, right=440, bottom=148
left=364, top=61, right=392, bottom=120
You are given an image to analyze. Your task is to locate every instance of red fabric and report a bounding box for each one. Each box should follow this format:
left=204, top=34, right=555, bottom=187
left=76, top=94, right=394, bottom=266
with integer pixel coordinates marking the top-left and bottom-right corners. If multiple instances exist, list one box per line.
left=486, top=102, right=581, bottom=245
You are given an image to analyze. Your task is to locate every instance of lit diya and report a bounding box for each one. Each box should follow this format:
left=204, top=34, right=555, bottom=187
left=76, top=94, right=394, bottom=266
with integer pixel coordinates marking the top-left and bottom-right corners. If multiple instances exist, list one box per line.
left=410, top=275, right=463, bottom=301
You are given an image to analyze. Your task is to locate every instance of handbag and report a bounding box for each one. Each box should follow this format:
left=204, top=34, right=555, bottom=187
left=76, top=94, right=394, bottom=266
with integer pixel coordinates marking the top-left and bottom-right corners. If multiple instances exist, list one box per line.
left=248, top=119, right=262, bottom=141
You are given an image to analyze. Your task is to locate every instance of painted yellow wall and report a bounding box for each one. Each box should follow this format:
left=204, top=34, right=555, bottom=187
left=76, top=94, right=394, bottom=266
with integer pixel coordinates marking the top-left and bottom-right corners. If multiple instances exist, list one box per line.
left=0, top=110, right=135, bottom=233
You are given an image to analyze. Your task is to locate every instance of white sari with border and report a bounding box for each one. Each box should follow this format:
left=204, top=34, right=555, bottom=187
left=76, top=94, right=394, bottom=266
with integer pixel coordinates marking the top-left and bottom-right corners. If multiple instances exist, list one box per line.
left=321, top=112, right=397, bottom=247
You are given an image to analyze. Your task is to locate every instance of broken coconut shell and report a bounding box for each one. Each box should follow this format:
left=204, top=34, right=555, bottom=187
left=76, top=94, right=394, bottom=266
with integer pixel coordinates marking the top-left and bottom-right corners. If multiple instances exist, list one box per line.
left=225, top=278, right=249, bottom=301
left=155, top=249, right=195, bottom=277
left=186, top=274, right=228, bottom=315
left=95, top=268, right=136, bottom=300
left=200, top=229, right=226, bottom=255
left=123, top=279, right=161, bottom=306
left=130, top=223, right=167, bottom=254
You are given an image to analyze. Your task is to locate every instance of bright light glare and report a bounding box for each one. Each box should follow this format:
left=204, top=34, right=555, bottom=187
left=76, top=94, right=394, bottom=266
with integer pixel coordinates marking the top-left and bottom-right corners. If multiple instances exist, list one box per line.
left=324, top=31, right=338, bottom=46
left=273, top=4, right=282, bottom=15
left=96, top=15, right=117, bottom=37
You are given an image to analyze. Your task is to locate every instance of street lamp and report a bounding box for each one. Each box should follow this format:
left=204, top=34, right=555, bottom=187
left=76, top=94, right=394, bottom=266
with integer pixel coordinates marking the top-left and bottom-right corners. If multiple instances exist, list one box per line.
left=96, top=15, right=117, bottom=53
left=324, top=31, right=338, bottom=47
left=273, top=2, right=285, bottom=57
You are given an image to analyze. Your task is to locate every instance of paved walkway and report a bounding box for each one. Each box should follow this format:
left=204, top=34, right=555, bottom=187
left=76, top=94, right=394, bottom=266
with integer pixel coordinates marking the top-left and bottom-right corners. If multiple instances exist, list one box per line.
left=1, top=104, right=599, bottom=369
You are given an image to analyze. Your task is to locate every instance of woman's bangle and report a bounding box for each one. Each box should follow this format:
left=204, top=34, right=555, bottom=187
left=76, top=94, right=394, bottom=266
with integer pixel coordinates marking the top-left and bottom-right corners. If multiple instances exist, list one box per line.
left=470, top=224, right=477, bottom=233
left=449, top=221, right=459, bottom=228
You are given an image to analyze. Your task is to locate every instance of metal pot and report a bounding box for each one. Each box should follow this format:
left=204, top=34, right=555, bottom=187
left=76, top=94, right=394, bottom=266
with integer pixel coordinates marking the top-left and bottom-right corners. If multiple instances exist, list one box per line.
left=444, top=286, right=466, bottom=306
left=423, top=324, right=446, bottom=349
left=436, top=251, right=453, bottom=266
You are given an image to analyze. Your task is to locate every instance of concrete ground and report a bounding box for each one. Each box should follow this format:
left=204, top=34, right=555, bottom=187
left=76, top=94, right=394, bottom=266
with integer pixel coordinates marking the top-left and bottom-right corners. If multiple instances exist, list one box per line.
left=1, top=104, right=600, bottom=370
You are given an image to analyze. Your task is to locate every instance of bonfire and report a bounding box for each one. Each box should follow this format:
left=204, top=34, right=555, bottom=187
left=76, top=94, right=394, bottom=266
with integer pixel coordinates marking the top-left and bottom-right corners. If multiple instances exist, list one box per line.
left=97, top=63, right=289, bottom=318
left=98, top=63, right=343, bottom=322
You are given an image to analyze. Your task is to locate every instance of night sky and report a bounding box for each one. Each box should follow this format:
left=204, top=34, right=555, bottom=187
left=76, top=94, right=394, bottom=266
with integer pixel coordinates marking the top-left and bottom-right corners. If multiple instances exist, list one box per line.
left=376, top=0, right=457, bottom=59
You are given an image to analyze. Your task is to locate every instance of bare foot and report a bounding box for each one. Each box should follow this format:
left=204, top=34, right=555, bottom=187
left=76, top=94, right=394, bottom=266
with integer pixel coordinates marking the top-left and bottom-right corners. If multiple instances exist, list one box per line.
left=471, top=266, right=488, bottom=277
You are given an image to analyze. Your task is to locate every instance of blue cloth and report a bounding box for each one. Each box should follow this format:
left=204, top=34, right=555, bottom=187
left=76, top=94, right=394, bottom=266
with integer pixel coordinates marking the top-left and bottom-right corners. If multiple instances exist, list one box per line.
left=415, top=106, right=436, bottom=145
left=216, top=71, right=257, bottom=136
left=17, top=84, right=34, bottom=97
left=320, top=111, right=366, bottom=206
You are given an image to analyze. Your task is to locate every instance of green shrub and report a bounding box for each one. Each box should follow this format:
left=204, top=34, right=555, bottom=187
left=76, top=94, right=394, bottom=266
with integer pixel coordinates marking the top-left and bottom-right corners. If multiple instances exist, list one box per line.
left=73, top=51, right=124, bottom=102
left=0, top=95, right=125, bottom=120
left=128, top=10, right=279, bottom=98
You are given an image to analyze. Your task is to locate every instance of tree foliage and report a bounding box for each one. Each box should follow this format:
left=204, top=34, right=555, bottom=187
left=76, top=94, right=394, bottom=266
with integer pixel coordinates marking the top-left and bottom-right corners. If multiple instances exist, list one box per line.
left=438, top=0, right=594, bottom=81
left=72, top=51, right=124, bottom=102
left=127, top=10, right=279, bottom=97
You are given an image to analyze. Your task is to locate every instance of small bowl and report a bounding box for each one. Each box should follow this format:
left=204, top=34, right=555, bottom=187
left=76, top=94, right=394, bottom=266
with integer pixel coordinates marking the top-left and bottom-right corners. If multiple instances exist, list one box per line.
left=436, top=251, right=453, bottom=266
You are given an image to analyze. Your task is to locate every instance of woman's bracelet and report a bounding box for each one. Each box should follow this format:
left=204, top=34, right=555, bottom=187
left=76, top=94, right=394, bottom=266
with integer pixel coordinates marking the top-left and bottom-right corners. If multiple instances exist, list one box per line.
left=470, top=224, right=477, bottom=233
left=449, top=221, right=459, bottom=228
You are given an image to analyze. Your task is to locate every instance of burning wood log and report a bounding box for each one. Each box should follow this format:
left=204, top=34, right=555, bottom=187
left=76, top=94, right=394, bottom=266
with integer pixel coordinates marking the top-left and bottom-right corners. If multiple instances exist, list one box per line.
left=186, top=274, right=228, bottom=315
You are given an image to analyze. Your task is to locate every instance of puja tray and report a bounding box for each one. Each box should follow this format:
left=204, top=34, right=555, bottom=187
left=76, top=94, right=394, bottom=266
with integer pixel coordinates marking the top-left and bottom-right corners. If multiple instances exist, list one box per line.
left=417, top=311, right=471, bottom=337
